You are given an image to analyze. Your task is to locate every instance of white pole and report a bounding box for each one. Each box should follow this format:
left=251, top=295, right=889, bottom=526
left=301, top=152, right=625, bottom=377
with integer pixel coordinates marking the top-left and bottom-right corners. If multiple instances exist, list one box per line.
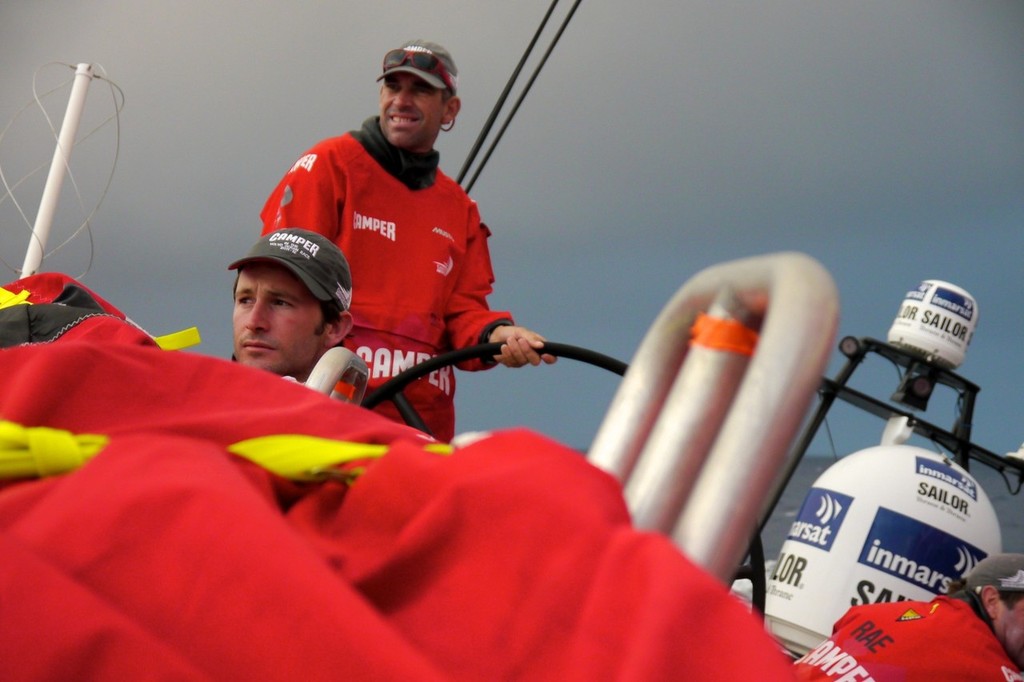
left=21, top=63, right=95, bottom=276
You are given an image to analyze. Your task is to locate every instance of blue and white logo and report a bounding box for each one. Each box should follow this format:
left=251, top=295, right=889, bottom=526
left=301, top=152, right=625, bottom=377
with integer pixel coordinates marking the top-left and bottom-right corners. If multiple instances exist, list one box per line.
left=858, top=507, right=987, bottom=594
left=786, top=487, right=853, bottom=551
left=916, top=457, right=977, bottom=500
left=905, top=282, right=930, bottom=302
left=931, top=286, right=975, bottom=321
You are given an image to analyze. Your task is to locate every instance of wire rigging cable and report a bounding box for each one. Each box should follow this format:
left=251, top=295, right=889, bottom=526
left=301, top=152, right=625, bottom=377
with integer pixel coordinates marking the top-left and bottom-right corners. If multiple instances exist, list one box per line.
left=456, top=0, right=559, bottom=186
left=0, top=62, right=125, bottom=279
left=457, top=0, right=583, bottom=194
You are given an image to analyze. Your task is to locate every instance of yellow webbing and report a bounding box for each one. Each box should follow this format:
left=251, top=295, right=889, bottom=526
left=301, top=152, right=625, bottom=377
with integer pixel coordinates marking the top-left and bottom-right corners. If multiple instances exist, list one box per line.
left=227, top=435, right=452, bottom=481
left=153, top=326, right=202, bottom=350
left=0, top=419, right=452, bottom=481
left=0, top=421, right=108, bottom=478
left=0, top=287, right=32, bottom=309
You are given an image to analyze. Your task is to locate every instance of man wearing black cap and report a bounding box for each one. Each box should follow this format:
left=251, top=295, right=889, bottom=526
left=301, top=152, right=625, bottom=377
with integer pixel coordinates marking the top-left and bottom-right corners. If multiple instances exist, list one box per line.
left=259, top=39, right=554, bottom=441
left=230, top=228, right=353, bottom=383
left=793, top=552, right=1024, bottom=680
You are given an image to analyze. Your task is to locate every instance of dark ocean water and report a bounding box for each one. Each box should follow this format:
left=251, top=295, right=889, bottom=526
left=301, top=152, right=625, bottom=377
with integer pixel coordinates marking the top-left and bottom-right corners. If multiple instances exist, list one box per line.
left=760, top=454, right=1024, bottom=561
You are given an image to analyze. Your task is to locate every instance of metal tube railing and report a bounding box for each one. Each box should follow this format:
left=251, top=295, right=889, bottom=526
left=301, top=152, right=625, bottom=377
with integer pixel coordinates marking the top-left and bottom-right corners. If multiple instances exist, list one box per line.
left=587, top=252, right=839, bottom=584
left=305, top=347, right=369, bottom=404
left=621, top=290, right=753, bottom=533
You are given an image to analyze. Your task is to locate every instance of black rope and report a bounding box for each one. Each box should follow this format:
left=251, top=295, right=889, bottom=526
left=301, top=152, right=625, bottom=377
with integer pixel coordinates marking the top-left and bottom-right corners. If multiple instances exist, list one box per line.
left=457, top=0, right=561, bottom=185
left=459, top=0, right=585, bottom=194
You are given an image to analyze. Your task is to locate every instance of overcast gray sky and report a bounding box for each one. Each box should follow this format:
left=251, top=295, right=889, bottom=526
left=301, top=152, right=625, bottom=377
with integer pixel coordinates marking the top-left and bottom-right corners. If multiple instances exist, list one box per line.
left=1, top=1, right=1022, bottom=465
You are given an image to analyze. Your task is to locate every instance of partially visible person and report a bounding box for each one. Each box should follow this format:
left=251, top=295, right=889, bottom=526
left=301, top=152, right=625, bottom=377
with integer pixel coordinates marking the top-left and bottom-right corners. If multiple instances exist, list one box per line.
left=230, top=228, right=353, bottom=384
left=793, top=552, right=1024, bottom=681
left=259, top=39, right=554, bottom=442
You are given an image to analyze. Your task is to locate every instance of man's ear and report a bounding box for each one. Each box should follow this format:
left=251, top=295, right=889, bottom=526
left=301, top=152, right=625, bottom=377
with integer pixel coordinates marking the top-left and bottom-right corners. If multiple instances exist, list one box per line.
left=323, top=311, right=354, bottom=349
left=980, top=585, right=1002, bottom=619
left=442, top=95, right=461, bottom=126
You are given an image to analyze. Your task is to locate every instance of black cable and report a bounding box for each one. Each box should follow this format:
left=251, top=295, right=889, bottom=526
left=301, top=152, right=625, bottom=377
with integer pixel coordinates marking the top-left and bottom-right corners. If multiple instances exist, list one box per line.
left=457, top=0, right=561, bottom=185
left=460, top=0, right=585, bottom=194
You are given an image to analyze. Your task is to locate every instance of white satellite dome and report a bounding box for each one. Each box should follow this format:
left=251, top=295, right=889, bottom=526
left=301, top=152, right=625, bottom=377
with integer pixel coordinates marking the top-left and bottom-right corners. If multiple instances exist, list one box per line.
left=886, top=280, right=977, bottom=369
left=764, top=445, right=1001, bottom=655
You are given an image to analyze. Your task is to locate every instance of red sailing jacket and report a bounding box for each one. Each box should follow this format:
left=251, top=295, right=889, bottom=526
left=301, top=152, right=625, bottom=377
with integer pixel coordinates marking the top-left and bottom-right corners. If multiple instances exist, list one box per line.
left=793, top=596, right=1022, bottom=681
left=260, top=133, right=512, bottom=441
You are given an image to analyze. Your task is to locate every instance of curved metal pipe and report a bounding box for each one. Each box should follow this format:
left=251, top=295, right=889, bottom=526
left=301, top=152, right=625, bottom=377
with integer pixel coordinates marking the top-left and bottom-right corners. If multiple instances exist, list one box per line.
left=587, top=252, right=839, bottom=584
left=305, top=346, right=369, bottom=404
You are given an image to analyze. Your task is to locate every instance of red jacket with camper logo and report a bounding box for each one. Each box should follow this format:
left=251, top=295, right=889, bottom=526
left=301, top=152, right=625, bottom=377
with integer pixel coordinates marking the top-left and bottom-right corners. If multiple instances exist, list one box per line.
left=260, top=132, right=511, bottom=442
left=793, top=596, right=1022, bottom=681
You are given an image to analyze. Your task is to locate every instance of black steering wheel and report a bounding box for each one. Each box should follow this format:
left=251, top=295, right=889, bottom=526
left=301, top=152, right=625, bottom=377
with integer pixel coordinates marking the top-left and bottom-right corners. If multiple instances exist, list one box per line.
left=360, top=340, right=767, bottom=615
left=361, top=341, right=628, bottom=435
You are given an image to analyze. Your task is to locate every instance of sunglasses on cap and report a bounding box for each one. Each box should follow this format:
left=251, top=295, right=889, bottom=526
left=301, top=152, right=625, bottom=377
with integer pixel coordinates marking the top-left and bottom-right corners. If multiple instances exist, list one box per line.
left=382, top=49, right=456, bottom=92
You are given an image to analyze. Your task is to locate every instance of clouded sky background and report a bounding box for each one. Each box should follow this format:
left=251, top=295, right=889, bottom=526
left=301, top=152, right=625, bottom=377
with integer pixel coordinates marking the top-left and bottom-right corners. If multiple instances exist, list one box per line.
left=1, top=2, right=1022, bottom=475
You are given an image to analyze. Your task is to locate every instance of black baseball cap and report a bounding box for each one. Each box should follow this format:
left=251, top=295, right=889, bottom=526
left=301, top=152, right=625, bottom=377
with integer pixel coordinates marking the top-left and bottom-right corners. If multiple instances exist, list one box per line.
left=229, top=228, right=352, bottom=311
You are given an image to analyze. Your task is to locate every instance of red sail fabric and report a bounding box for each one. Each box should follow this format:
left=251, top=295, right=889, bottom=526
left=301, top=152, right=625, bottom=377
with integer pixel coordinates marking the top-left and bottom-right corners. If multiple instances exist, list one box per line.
left=4, top=271, right=127, bottom=310
left=1, top=272, right=159, bottom=348
left=0, top=339, right=796, bottom=681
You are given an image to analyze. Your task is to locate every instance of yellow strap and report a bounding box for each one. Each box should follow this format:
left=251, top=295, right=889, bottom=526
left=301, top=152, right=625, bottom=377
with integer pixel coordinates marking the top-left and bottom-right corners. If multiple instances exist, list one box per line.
left=227, top=435, right=452, bottom=481
left=0, top=420, right=108, bottom=478
left=0, top=287, right=32, bottom=310
left=0, top=419, right=452, bottom=481
left=153, top=326, right=202, bottom=350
